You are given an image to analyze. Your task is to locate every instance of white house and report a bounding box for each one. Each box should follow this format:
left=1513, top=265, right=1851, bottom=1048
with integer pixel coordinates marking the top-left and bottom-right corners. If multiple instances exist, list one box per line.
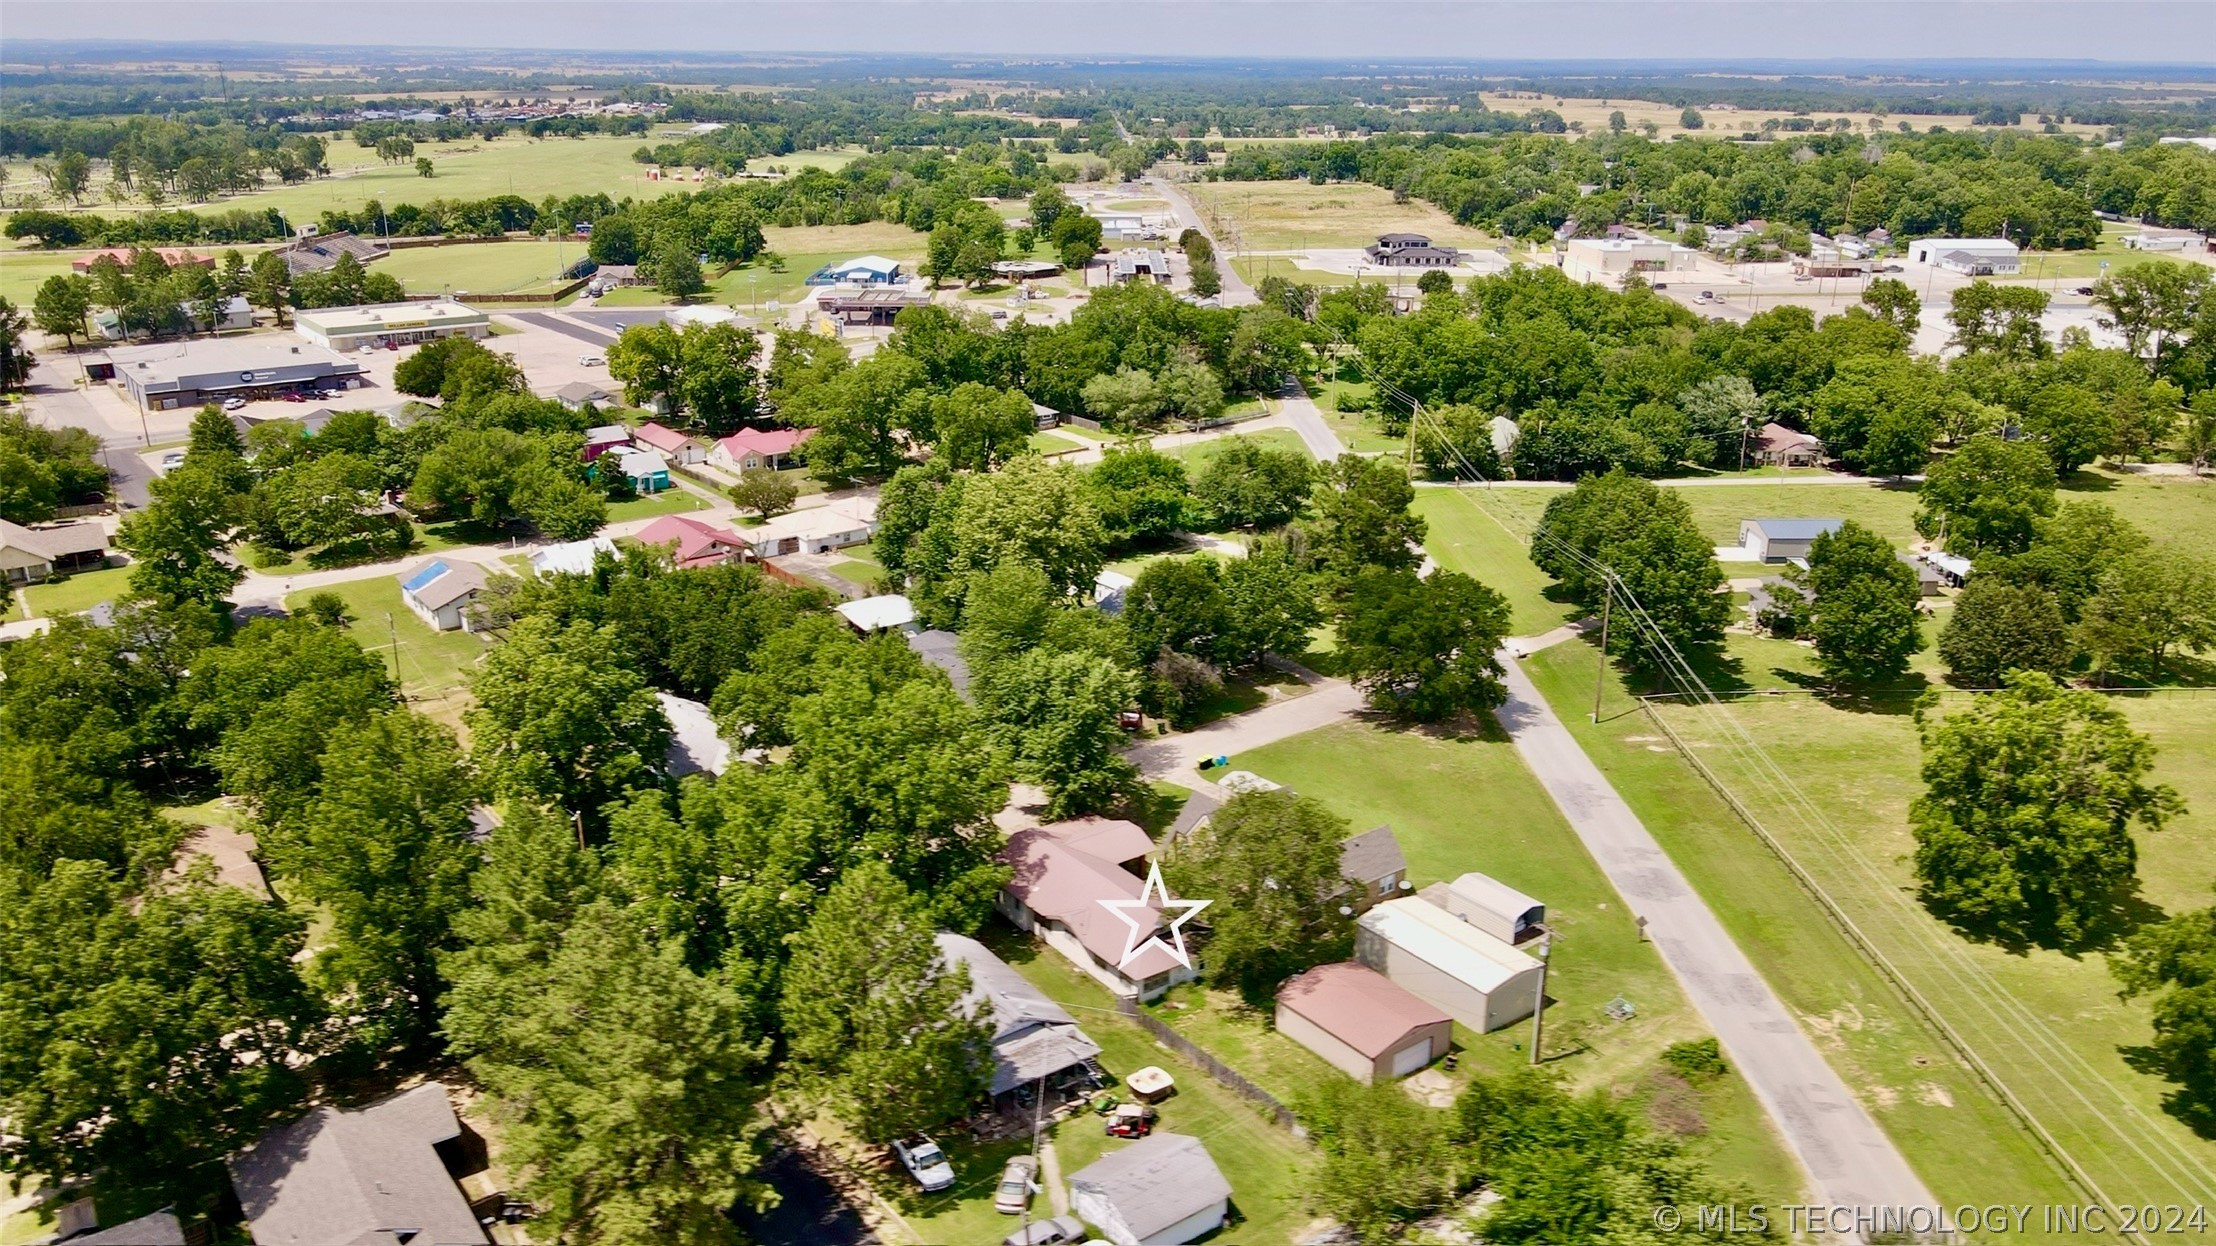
left=733, top=494, right=876, bottom=558
left=1355, top=895, right=1545, bottom=1033
left=397, top=558, right=487, bottom=632
left=1906, top=237, right=2022, bottom=275
left=1068, top=1133, right=1231, bottom=1246
left=1739, top=518, right=1844, bottom=564
left=834, top=594, right=918, bottom=634
left=530, top=536, right=618, bottom=577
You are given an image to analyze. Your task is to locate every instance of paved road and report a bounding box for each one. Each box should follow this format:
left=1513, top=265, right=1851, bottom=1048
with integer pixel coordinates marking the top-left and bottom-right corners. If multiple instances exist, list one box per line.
left=502, top=310, right=618, bottom=346
left=1149, top=176, right=1256, bottom=306
left=1272, top=381, right=1346, bottom=462
left=1490, top=655, right=1936, bottom=1217
left=1126, top=666, right=1364, bottom=780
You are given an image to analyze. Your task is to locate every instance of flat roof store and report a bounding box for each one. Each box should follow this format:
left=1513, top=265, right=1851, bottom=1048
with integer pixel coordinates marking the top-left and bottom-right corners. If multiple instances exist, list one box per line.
left=94, top=341, right=370, bottom=412
left=293, top=301, right=490, bottom=353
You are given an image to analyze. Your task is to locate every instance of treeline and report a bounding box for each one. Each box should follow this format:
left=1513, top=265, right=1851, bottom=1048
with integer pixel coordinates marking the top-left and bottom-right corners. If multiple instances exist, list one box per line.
left=1211, top=127, right=2216, bottom=241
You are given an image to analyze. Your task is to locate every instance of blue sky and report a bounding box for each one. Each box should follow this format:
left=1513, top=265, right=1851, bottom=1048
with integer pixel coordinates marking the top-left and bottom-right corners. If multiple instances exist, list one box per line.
left=5, top=1, right=2214, bottom=63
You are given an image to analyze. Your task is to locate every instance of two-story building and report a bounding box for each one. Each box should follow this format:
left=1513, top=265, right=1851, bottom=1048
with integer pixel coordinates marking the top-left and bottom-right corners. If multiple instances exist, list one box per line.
left=1364, top=233, right=1461, bottom=268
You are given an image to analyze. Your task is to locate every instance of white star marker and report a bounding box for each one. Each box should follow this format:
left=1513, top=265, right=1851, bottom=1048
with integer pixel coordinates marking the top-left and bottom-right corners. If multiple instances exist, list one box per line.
left=1101, top=862, right=1212, bottom=972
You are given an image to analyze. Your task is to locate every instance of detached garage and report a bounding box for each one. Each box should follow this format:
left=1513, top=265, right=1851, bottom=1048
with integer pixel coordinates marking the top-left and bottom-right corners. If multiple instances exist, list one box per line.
left=1276, top=961, right=1451, bottom=1083
left=1357, top=895, right=1545, bottom=1034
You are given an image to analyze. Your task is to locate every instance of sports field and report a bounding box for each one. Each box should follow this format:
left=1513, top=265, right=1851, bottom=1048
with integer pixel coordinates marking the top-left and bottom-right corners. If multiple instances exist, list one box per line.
left=1183, top=180, right=1498, bottom=252
left=377, top=239, right=587, bottom=295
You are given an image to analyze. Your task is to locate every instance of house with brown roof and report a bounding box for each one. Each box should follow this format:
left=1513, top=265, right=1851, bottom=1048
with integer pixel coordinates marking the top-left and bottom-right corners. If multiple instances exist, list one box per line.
left=226, top=1083, right=489, bottom=1246
left=1751, top=422, right=1824, bottom=468
left=1276, top=961, right=1452, bottom=1083
left=0, top=519, right=109, bottom=585
left=997, top=817, right=1197, bottom=1000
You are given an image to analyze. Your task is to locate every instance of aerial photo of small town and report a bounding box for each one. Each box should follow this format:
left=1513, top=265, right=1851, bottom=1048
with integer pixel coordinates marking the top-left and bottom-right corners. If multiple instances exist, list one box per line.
left=2, top=1, right=2215, bottom=1242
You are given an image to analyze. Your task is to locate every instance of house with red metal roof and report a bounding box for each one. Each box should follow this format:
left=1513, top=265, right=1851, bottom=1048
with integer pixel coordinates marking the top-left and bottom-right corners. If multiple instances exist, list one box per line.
left=711, top=426, right=814, bottom=473
left=632, top=420, right=705, bottom=465
left=635, top=514, right=749, bottom=569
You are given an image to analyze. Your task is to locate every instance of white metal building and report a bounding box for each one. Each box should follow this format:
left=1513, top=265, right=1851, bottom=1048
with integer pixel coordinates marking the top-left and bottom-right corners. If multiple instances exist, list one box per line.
left=1356, top=895, right=1544, bottom=1033
left=1437, top=872, right=1547, bottom=946
left=1905, top=238, right=2022, bottom=275
left=293, top=300, right=490, bottom=352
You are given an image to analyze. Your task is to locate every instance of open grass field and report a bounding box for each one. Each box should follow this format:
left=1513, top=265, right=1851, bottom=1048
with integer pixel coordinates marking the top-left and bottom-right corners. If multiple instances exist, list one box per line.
left=1471, top=92, right=2109, bottom=140
left=596, top=223, right=932, bottom=311
left=1184, top=180, right=1497, bottom=252
left=376, top=239, right=588, bottom=295
left=605, top=488, right=715, bottom=523
left=284, top=574, right=488, bottom=711
left=21, top=563, right=130, bottom=618
left=15, top=135, right=664, bottom=226
left=1232, top=721, right=1803, bottom=1203
left=737, top=145, right=869, bottom=176
left=891, top=925, right=1319, bottom=1246
left=1414, top=469, right=2216, bottom=1224
left=2014, top=221, right=2216, bottom=281
left=1640, top=675, right=2216, bottom=1221
left=1517, top=641, right=2094, bottom=1224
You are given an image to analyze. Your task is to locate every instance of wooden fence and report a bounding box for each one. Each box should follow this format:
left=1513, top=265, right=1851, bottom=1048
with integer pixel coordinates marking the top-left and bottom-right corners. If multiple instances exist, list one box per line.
left=1113, top=996, right=1300, bottom=1133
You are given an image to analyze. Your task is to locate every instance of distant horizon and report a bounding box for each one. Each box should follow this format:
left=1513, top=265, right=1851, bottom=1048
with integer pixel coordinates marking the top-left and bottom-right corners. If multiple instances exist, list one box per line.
left=6, top=2, right=2216, bottom=65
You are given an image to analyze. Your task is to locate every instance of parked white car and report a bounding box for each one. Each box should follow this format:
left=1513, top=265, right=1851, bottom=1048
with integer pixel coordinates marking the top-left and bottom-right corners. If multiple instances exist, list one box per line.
left=158, top=450, right=187, bottom=474
left=578, top=354, right=606, bottom=367
left=892, top=1136, right=955, bottom=1193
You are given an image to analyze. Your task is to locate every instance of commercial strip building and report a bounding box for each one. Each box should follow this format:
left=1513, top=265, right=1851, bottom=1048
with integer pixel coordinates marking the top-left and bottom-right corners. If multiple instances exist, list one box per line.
left=1562, top=237, right=1699, bottom=284
left=293, top=300, right=490, bottom=352
left=1905, top=237, right=2022, bottom=275
left=89, top=339, right=370, bottom=412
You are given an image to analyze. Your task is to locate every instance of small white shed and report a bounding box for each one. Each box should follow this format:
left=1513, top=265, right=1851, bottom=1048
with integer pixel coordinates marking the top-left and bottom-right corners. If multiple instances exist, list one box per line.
left=1439, top=872, right=1547, bottom=946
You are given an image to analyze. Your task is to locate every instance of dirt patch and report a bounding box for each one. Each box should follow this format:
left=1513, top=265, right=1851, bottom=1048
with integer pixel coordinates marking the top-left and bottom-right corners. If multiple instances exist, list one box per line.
left=1867, top=1083, right=1901, bottom=1109
left=1916, top=1081, right=1956, bottom=1108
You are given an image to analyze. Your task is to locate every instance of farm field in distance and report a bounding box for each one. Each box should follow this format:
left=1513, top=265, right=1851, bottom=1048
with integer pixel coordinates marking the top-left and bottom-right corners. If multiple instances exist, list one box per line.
left=1183, top=180, right=1499, bottom=251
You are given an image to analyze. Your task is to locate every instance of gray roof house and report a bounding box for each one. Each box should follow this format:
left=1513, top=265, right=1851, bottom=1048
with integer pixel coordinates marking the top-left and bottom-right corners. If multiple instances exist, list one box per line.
left=1336, top=825, right=1411, bottom=913
left=1738, top=518, right=1844, bottom=564
left=62, top=1209, right=186, bottom=1245
left=1068, top=1132, right=1233, bottom=1245
left=554, top=380, right=612, bottom=410
left=936, top=932, right=1102, bottom=1096
left=227, top=1082, right=488, bottom=1246
left=906, top=628, right=972, bottom=695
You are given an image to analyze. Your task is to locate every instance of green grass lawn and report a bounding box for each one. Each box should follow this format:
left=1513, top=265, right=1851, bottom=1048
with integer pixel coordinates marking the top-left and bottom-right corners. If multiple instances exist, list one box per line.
left=828, top=556, right=882, bottom=588
left=21, top=564, right=131, bottom=618
left=1307, top=379, right=1405, bottom=455
left=1414, top=489, right=1572, bottom=636
left=1164, top=427, right=1312, bottom=469
left=1232, top=720, right=1804, bottom=1204
left=1632, top=674, right=2216, bottom=1219
left=605, top=488, right=713, bottom=523
left=284, top=575, right=488, bottom=709
left=376, top=239, right=590, bottom=296
left=113, top=134, right=662, bottom=225
left=1029, top=429, right=1083, bottom=455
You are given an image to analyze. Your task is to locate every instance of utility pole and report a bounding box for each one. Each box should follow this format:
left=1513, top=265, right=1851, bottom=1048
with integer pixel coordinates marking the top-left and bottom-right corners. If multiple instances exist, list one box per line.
left=1590, top=575, right=1613, bottom=723
left=1021, top=1074, right=1045, bottom=1241
left=1529, top=933, right=1552, bottom=1066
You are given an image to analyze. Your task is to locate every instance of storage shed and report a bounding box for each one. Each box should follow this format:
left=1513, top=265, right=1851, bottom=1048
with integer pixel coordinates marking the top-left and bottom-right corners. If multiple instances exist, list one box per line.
left=1356, top=895, right=1544, bottom=1033
left=1275, top=961, right=1451, bottom=1083
left=1068, top=1133, right=1231, bottom=1246
left=1438, top=871, right=1547, bottom=946
left=1739, top=518, right=1844, bottom=564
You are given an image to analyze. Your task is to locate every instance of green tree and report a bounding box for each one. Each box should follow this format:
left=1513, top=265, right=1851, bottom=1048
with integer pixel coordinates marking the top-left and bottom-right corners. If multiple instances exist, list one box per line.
left=247, top=250, right=291, bottom=327
left=1860, top=277, right=1921, bottom=336
left=1221, top=535, right=1324, bottom=667
left=467, top=616, right=671, bottom=831
left=117, top=457, right=244, bottom=608
left=1299, top=1079, right=1457, bottom=1239
left=274, top=712, right=478, bottom=1052
left=606, top=320, right=683, bottom=414
left=1413, top=403, right=1507, bottom=480
left=1415, top=268, right=1456, bottom=297
left=187, top=403, right=245, bottom=458
left=446, top=898, right=768, bottom=1243
left=2091, top=260, right=2207, bottom=374
left=729, top=466, right=798, bottom=519
left=2077, top=550, right=2216, bottom=680
left=1309, top=454, right=1427, bottom=587
left=1189, top=258, right=1222, bottom=299
left=1915, top=435, right=2058, bottom=555
left=1051, top=211, right=1104, bottom=269
left=0, top=861, right=320, bottom=1203
left=979, top=647, right=1140, bottom=818
left=1339, top=567, right=1510, bottom=720
left=181, top=616, right=398, bottom=821
left=1080, top=366, right=1162, bottom=429
left=2019, top=379, right=2115, bottom=475
left=1677, top=375, right=1767, bottom=468
left=0, top=298, right=31, bottom=389
left=1807, top=354, right=1943, bottom=476
left=1085, top=445, right=1191, bottom=549
left=1979, top=501, right=2149, bottom=622
left=1530, top=470, right=1730, bottom=672
left=779, top=861, right=993, bottom=1142
left=1911, top=672, right=2182, bottom=947
left=1947, top=280, right=2050, bottom=359
left=1157, top=357, right=1225, bottom=427
left=2113, top=894, right=2216, bottom=1135
left=30, top=273, right=90, bottom=350
left=786, top=351, right=925, bottom=483
left=1797, top=521, right=1925, bottom=685
left=925, top=381, right=1036, bottom=471
left=1680, top=107, right=1705, bottom=130
left=1937, top=579, right=2076, bottom=686
left=1124, top=556, right=1231, bottom=664
left=1029, top=184, right=1072, bottom=234
left=677, top=321, right=762, bottom=436
left=652, top=242, right=706, bottom=300
left=414, top=156, right=434, bottom=178
left=1163, top=790, right=1356, bottom=1006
